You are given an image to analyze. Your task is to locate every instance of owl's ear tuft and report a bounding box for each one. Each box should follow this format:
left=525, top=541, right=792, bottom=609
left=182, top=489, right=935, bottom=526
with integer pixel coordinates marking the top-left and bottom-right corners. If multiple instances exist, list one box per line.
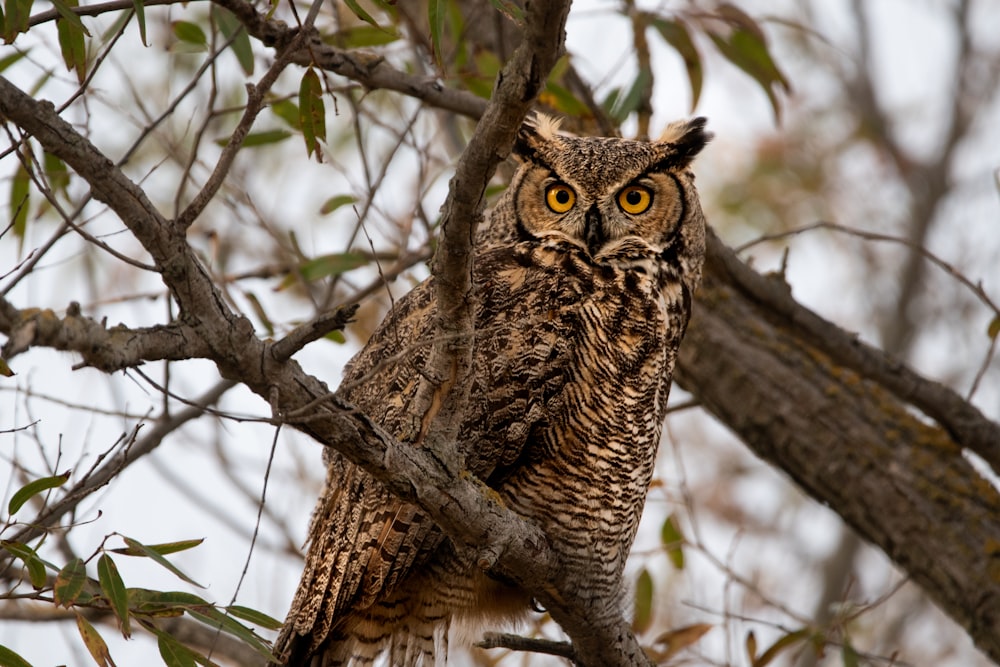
left=513, top=113, right=563, bottom=161
left=655, top=117, right=712, bottom=170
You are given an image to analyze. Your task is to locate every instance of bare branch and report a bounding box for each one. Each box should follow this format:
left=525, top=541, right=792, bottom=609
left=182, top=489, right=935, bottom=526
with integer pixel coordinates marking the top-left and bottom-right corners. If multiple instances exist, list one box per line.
left=478, top=632, right=577, bottom=660
left=270, top=304, right=358, bottom=362
left=7, top=380, right=236, bottom=546
left=0, top=297, right=211, bottom=371
left=210, top=0, right=488, bottom=119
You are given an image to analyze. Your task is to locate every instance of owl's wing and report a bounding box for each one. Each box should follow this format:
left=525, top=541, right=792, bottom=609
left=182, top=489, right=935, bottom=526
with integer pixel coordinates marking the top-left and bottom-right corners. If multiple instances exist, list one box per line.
left=276, top=245, right=576, bottom=662
left=275, top=279, right=446, bottom=660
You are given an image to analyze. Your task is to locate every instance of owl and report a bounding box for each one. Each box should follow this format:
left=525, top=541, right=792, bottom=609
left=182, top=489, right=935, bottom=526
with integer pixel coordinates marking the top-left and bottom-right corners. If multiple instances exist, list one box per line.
left=273, top=115, right=710, bottom=666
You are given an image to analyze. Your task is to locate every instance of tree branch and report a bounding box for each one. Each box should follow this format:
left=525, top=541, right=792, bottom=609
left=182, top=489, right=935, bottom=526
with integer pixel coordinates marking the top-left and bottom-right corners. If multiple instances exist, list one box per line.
left=0, top=297, right=211, bottom=371
left=210, top=0, right=489, bottom=119
left=675, top=231, right=1000, bottom=662
left=704, top=231, right=1000, bottom=474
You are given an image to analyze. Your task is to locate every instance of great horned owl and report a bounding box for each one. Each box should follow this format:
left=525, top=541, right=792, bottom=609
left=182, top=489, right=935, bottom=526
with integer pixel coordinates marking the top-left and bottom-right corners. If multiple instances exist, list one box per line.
left=274, top=115, right=710, bottom=666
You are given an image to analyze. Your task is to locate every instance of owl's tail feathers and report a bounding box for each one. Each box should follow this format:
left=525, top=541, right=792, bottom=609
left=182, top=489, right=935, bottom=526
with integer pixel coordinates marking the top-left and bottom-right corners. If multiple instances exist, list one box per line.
left=274, top=615, right=450, bottom=667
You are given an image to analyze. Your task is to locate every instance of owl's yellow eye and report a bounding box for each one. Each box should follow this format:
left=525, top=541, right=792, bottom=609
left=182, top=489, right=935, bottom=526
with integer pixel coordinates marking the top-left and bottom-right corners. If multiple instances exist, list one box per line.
left=617, top=185, right=652, bottom=214
left=545, top=183, right=576, bottom=213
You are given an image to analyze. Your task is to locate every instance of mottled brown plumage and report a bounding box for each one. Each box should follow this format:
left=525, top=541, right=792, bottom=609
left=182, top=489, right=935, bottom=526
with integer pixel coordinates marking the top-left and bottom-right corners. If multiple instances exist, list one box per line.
left=274, top=115, right=710, bottom=666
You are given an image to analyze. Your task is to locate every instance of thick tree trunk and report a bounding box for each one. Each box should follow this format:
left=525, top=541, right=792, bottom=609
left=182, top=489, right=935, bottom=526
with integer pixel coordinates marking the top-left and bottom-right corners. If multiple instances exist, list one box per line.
left=676, top=232, right=1000, bottom=663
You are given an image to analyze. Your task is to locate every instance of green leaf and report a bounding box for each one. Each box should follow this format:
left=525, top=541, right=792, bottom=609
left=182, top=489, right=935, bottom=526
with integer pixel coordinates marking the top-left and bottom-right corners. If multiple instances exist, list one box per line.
left=44, top=152, right=70, bottom=196
left=660, top=513, right=685, bottom=569
left=118, top=536, right=205, bottom=588
left=427, top=0, right=444, bottom=63
left=841, top=641, right=859, bottom=667
left=319, top=194, right=357, bottom=215
left=0, top=644, right=32, bottom=667
left=112, top=538, right=204, bottom=557
left=1, top=540, right=48, bottom=589
left=215, top=129, right=291, bottom=148
left=97, top=554, right=131, bottom=638
left=157, top=634, right=198, bottom=667
left=608, top=67, right=652, bottom=123
left=243, top=291, right=274, bottom=336
left=0, top=50, right=28, bottom=73
left=540, top=82, right=588, bottom=117
left=185, top=607, right=276, bottom=663
left=56, top=12, right=88, bottom=84
left=213, top=5, right=253, bottom=75
left=131, top=0, right=146, bottom=46
left=49, top=0, right=89, bottom=35
left=753, top=628, right=810, bottom=667
left=127, top=588, right=207, bottom=617
left=269, top=98, right=300, bottom=130
left=10, top=161, right=30, bottom=242
left=225, top=604, right=283, bottom=630
left=75, top=614, right=112, bottom=667
left=632, top=568, right=654, bottom=634
left=325, top=329, right=346, bottom=344
left=988, top=316, right=1000, bottom=341
left=54, top=558, right=88, bottom=607
left=298, top=67, right=325, bottom=160
left=173, top=20, right=207, bottom=46
left=8, top=470, right=70, bottom=515
left=650, top=17, right=703, bottom=112
left=343, top=0, right=381, bottom=28
left=2, top=0, right=32, bottom=43
left=708, top=20, right=789, bottom=122
left=281, top=252, right=371, bottom=288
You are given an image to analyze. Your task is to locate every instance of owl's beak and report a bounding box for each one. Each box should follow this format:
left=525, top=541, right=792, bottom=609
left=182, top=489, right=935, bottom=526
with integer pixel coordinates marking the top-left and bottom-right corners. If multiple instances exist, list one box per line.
left=585, top=206, right=605, bottom=257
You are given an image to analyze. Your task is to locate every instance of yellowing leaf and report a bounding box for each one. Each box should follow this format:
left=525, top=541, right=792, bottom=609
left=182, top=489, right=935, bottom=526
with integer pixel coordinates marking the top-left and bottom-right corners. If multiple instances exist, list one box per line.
left=75, top=614, right=113, bottom=667
left=298, top=67, right=325, bottom=160
left=651, top=623, right=713, bottom=662
left=753, top=628, right=810, bottom=667
left=988, top=316, right=1000, bottom=341
left=54, top=558, right=88, bottom=607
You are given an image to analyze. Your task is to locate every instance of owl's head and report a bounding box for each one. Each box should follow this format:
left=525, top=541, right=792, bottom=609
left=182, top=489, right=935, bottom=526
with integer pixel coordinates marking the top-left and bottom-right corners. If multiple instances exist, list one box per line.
left=498, top=115, right=710, bottom=274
